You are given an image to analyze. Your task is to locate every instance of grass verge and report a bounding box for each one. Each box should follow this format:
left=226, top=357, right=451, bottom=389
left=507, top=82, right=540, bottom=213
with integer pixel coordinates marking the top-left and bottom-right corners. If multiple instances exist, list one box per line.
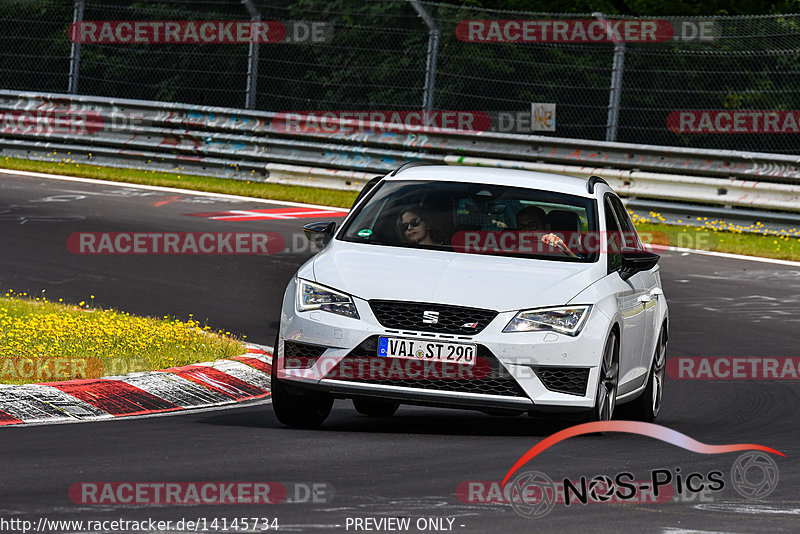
left=0, top=291, right=246, bottom=385
left=633, top=215, right=800, bottom=261
left=2, top=157, right=798, bottom=261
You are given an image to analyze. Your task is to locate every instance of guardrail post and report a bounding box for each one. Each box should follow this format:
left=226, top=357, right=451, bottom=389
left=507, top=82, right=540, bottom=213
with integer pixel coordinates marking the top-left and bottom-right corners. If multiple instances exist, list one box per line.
left=408, top=0, right=439, bottom=113
left=594, top=12, right=626, bottom=143
left=68, top=0, right=84, bottom=94
left=242, top=0, right=261, bottom=110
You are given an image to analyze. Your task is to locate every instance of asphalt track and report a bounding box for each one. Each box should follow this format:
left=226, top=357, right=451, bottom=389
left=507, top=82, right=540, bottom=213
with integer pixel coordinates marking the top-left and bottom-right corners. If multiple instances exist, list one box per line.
left=1, top=171, right=799, bottom=533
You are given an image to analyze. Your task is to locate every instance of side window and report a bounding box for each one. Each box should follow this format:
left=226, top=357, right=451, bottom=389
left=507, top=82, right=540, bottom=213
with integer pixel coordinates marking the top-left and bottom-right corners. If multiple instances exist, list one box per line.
left=609, top=195, right=642, bottom=249
left=604, top=198, right=623, bottom=273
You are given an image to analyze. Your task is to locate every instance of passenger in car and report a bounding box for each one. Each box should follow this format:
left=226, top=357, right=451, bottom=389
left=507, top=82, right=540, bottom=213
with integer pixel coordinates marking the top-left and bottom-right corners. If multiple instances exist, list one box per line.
left=516, top=206, right=581, bottom=258
left=397, top=207, right=446, bottom=246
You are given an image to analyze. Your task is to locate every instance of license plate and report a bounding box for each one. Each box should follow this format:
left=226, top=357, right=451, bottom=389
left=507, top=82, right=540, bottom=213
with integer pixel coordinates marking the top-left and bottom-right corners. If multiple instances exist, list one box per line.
left=378, top=337, right=476, bottom=367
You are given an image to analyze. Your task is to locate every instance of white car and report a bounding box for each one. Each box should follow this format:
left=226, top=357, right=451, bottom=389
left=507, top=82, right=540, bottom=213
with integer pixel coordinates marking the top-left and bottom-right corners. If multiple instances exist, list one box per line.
left=272, top=164, right=668, bottom=427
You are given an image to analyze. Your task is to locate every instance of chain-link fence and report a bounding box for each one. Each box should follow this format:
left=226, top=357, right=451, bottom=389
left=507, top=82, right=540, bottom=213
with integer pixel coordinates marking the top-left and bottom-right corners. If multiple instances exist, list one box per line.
left=2, top=0, right=800, bottom=154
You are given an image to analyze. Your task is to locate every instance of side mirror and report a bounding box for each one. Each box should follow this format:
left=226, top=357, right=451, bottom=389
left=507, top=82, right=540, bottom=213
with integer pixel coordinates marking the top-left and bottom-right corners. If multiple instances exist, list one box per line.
left=619, top=248, right=660, bottom=281
left=303, top=221, right=336, bottom=251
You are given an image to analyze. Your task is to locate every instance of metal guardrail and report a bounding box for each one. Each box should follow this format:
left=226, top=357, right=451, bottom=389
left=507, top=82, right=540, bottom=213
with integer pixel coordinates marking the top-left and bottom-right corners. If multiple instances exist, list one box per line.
left=1, top=91, right=799, bottom=216
left=445, top=156, right=800, bottom=214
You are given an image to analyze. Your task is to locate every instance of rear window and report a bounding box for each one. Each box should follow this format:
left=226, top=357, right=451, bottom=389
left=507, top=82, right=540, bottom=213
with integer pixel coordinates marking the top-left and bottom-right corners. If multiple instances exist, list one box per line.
left=338, top=180, right=598, bottom=262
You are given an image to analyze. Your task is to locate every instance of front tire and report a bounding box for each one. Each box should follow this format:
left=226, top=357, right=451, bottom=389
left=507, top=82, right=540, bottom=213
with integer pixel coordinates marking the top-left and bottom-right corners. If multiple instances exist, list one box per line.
left=270, top=338, right=333, bottom=428
left=623, top=327, right=666, bottom=422
left=589, top=331, right=619, bottom=422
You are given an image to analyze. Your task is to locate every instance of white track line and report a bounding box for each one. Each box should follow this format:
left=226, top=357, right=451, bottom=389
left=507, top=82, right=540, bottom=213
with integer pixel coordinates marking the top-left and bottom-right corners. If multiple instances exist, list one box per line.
left=0, top=168, right=350, bottom=212
left=652, top=245, right=800, bottom=267
left=4, top=167, right=800, bottom=266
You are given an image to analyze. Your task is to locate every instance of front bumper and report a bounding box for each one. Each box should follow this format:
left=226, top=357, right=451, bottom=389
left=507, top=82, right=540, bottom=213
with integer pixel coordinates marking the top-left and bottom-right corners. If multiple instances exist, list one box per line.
left=277, top=278, right=611, bottom=412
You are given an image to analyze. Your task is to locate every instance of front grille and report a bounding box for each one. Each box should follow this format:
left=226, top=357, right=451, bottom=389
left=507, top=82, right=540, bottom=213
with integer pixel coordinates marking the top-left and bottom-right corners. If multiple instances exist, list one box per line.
left=323, top=336, right=529, bottom=398
left=283, top=341, right=327, bottom=370
left=534, top=367, right=590, bottom=396
left=369, top=300, right=498, bottom=335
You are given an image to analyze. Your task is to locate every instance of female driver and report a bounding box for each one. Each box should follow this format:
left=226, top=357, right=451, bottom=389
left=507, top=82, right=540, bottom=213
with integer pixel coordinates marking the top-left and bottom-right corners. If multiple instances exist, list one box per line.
left=397, top=208, right=443, bottom=245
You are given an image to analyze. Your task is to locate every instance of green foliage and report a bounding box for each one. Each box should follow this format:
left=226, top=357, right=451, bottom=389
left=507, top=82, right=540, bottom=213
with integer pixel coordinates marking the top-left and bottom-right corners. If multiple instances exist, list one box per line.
left=3, top=0, right=800, bottom=152
left=463, top=0, right=800, bottom=15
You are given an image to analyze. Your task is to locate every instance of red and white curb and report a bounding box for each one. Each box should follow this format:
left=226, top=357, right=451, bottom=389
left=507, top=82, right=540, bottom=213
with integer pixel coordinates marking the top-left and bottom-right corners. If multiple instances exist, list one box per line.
left=0, top=344, right=272, bottom=427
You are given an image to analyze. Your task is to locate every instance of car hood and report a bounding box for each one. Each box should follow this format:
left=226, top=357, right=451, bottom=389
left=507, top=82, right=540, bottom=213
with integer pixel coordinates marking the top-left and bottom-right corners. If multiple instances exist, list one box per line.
left=309, top=241, right=601, bottom=311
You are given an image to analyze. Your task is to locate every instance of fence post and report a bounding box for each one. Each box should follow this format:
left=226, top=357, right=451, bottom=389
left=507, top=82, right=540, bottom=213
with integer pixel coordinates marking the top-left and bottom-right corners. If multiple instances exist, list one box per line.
left=408, top=0, right=439, bottom=113
left=68, top=0, right=84, bottom=94
left=242, top=0, right=261, bottom=110
left=594, top=12, right=626, bottom=142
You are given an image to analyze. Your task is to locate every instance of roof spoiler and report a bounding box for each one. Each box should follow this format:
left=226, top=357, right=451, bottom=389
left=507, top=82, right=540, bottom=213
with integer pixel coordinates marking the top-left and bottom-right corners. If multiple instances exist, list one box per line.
left=389, top=161, right=432, bottom=176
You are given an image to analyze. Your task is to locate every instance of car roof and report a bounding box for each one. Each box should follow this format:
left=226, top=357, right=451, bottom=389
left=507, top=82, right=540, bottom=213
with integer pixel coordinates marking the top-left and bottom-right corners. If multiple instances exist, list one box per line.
left=386, top=164, right=596, bottom=198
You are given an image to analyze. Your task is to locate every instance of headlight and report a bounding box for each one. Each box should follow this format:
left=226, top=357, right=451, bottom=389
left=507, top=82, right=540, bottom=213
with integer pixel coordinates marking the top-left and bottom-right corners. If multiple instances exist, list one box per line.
left=296, top=279, right=359, bottom=319
left=503, top=305, right=591, bottom=336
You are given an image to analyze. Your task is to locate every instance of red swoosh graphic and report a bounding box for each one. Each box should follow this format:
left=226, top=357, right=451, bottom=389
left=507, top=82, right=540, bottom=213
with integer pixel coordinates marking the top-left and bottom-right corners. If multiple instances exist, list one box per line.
left=501, top=421, right=785, bottom=486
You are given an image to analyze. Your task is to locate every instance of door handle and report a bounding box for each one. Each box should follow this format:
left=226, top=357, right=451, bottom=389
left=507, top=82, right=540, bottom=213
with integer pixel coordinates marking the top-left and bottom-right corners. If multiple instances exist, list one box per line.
left=649, top=287, right=663, bottom=298
left=638, top=294, right=653, bottom=304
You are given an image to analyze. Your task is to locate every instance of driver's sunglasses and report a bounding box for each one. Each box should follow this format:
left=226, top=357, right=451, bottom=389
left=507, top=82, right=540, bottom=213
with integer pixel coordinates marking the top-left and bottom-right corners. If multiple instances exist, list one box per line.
left=398, top=217, right=423, bottom=231
left=519, top=221, right=544, bottom=230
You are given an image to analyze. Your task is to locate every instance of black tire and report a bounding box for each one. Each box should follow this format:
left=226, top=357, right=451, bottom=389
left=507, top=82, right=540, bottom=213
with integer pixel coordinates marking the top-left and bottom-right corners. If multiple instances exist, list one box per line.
left=352, top=397, right=399, bottom=417
left=270, top=337, right=333, bottom=428
left=589, top=331, right=619, bottom=422
left=621, top=327, right=667, bottom=422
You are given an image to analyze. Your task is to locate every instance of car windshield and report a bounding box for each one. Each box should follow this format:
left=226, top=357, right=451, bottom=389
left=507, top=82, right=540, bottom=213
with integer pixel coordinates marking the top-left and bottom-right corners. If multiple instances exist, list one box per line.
left=339, top=180, right=598, bottom=262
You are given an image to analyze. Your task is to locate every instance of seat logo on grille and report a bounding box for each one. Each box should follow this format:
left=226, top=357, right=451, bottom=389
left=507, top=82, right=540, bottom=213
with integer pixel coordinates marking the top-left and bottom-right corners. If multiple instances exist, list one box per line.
left=422, top=310, right=440, bottom=324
